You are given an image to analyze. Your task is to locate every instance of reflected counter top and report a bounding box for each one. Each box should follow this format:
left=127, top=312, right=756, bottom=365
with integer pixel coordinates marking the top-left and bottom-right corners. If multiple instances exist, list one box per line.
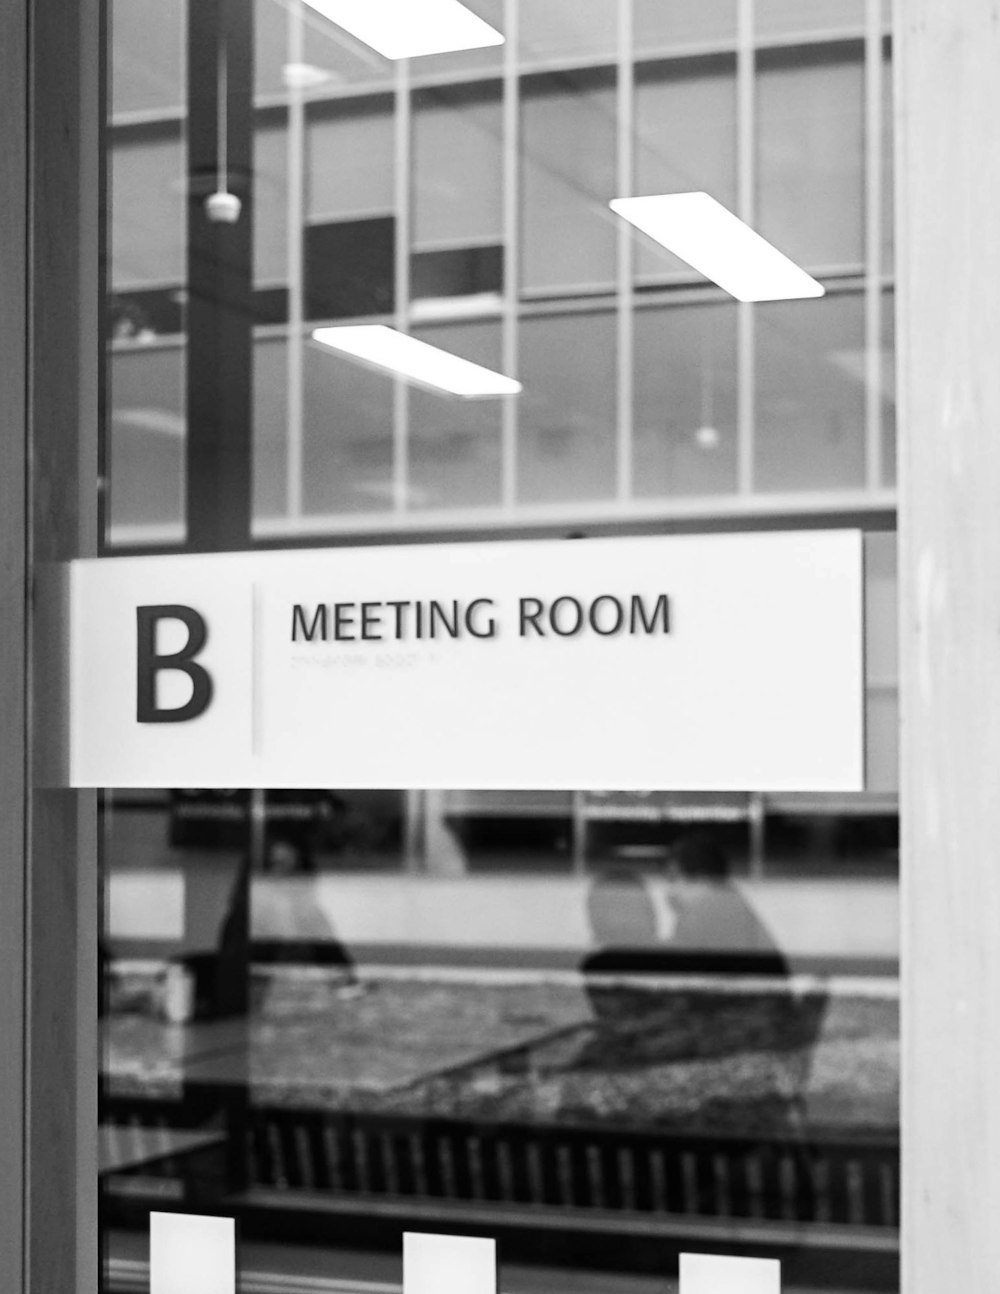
left=102, top=967, right=898, bottom=1138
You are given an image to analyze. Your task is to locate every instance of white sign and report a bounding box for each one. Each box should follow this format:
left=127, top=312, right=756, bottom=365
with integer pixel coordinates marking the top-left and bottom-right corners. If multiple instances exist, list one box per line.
left=69, top=531, right=864, bottom=791
left=150, top=1212, right=235, bottom=1294
left=404, top=1232, right=496, bottom=1294
left=680, top=1252, right=781, bottom=1294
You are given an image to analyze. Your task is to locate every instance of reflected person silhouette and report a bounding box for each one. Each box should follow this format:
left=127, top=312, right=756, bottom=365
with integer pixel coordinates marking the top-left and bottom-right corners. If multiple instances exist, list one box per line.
left=669, top=833, right=787, bottom=975
left=577, top=836, right=830, bottom=1156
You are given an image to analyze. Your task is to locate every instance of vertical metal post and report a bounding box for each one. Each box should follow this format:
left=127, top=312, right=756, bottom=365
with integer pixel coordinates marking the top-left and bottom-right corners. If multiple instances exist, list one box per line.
left=615, top=0, right=635, bottom=503
left=186, top=0, right=255, bottom=552
left=736, top=0, right=755, bottom=495
left=501, top=0, right=520, bottom=511
left=285, top=2, right=306, bottom=522
left=864, top=0, right=884, bottom=491
left=1, top=0, right=101, bottom=1290
left=393, top=59, right=412, bottom=515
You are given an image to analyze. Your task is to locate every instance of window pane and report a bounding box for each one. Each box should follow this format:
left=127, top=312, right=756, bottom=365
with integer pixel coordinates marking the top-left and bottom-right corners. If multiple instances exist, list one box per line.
left=301, top=336, right=395, bottom=516
left=757, top=47, right=864, bottom=270
left=413, top=84, right=503, bottom=250
left=307, top=102, right=395, bottom=222
left=634, top=301, right=738, bottom=498
left=110, top=137, right=185, bottom=288
left=755, top=292, right=866, bottom=491
left=409, top=321, right=504, bottom=510
left=634, top=0, right=737, bottom=56
left=108, top=344, right=185, bottom=538
left=865, top=532, right=898, bottom=794
left=882, top=51, right=895, bottom=273
left=882, top=289, right=896, bottom=485
left=411, top=0, right=505, bottom=83
left=755, top=0, right=865, bottom=42
left=253, top=333, right=289, bottom=521
left=518, top=311, right=616, bottom=503
left=519, top=0, right=618, bottom=67
left=110, top=0, right=184, bottom=116
left=255, top=0, right=394, bottom=98
left=521, top=71, right=618, bottom=292
left=634, top=57, right=737, bottom=280
left=254, top=125, right=289, bottom=289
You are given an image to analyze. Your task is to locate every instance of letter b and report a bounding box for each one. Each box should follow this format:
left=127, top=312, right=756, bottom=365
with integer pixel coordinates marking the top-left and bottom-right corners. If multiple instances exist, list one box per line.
left=137, top=605, right=213, bottom=723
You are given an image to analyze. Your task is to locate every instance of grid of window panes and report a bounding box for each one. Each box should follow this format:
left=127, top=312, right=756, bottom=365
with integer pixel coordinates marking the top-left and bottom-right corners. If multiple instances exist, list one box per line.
left=107, top=0, right=894, bottom=545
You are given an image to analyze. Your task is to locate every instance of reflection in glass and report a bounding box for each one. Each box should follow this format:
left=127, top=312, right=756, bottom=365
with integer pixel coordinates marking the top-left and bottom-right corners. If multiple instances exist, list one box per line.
left=413, top=84, right=503, bottom=253
left=755, top=0, right=865, bottom=42
left=633, top=56, right=737, bottom=282
left=301, top=335, right=396, bottom=515
left=108, top=344, right=186, bottom=538
left=881, top=290, right=896, bottom=485
left=757, top=46, right=865, bottom=270
left=110, top=0, right=184, bottom=116
left=253, top=334, right=289, bottom=521
left=519, top=0, right=618, bottom=67
left=755, top=292, right=866, bottom=491
left=409, top=320, right=504, bottom=510
left=255, top=0, right=395, bottom=98
left=517, top=311, right=616, bottom=503
left=103, top=2, right=900, bottom=1289
left=633, top=301, right=738, bottom=498
left=520, top=70, right=618, bottom=293
left=633, top=0, right=737, bottom=57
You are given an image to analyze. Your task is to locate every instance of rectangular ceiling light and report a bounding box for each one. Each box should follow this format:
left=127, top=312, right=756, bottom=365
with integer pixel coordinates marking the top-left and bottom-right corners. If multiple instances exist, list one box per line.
left=610, top=192, right=824, bottom=302
left=312, top=325, right=521, bottom=398
left=301, top=0, right=504, bottom=60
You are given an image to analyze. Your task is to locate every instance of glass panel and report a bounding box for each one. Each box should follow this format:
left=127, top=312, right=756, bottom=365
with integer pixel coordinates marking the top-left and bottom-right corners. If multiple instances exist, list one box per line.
left=757, top=46, right=865, bottom=270
left=254, top=124, right=289, bottom=290
left=255, top=0, right=395, bottom=98
left=882, top=50, right=895, bottom=273
left=107, top=343, right=185, bottom=540
left=864, top=532, right=899, bottom=793
left=755, top=292, right=866, bottom=491
left=253, top=333, right=289, bottom=521
left=103, top=4, right=899, bottom=1292
left=110, top=137, right=185, bottom=289
left=882, top=289, right=897, bottom=485
left=519, top=0, right=618, bottom=68
left=301, top=336, right=396, bottom=516
left=634, top=0, right=737, bottom=56
left=409, top=320, right=504, bottom=510
left=413, top=84, right=503, bottom=251
left=307, top=102, right=395, bottom=223
left=411, top=0, right=505, bottom=83
left=520, top=70, right=618, bottom=293
left=755, top=0, right=866, bottom=42
left=633, top=57, right=737, bottom=281
left=517, top=310, right=617, bottom=503
left=110, top=0, right=184, bottom=116
left=633, top=301, right=738, bottom=498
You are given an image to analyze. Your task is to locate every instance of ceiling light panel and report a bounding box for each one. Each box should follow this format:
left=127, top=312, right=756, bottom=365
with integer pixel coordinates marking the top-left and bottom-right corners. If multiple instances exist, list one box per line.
left=611, top=192, right=825, bottom=302
left=300, top=0, right=505, bottom=60
left=312, top=325, right=521, bottom=398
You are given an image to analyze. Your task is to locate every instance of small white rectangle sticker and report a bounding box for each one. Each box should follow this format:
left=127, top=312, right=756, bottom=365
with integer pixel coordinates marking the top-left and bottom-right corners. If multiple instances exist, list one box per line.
left=681, top=1253, right=781, bottom=1294
left=150, top=1212, right=236, bottom=1294
left=404, top=1232, right=496, bottom=1294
